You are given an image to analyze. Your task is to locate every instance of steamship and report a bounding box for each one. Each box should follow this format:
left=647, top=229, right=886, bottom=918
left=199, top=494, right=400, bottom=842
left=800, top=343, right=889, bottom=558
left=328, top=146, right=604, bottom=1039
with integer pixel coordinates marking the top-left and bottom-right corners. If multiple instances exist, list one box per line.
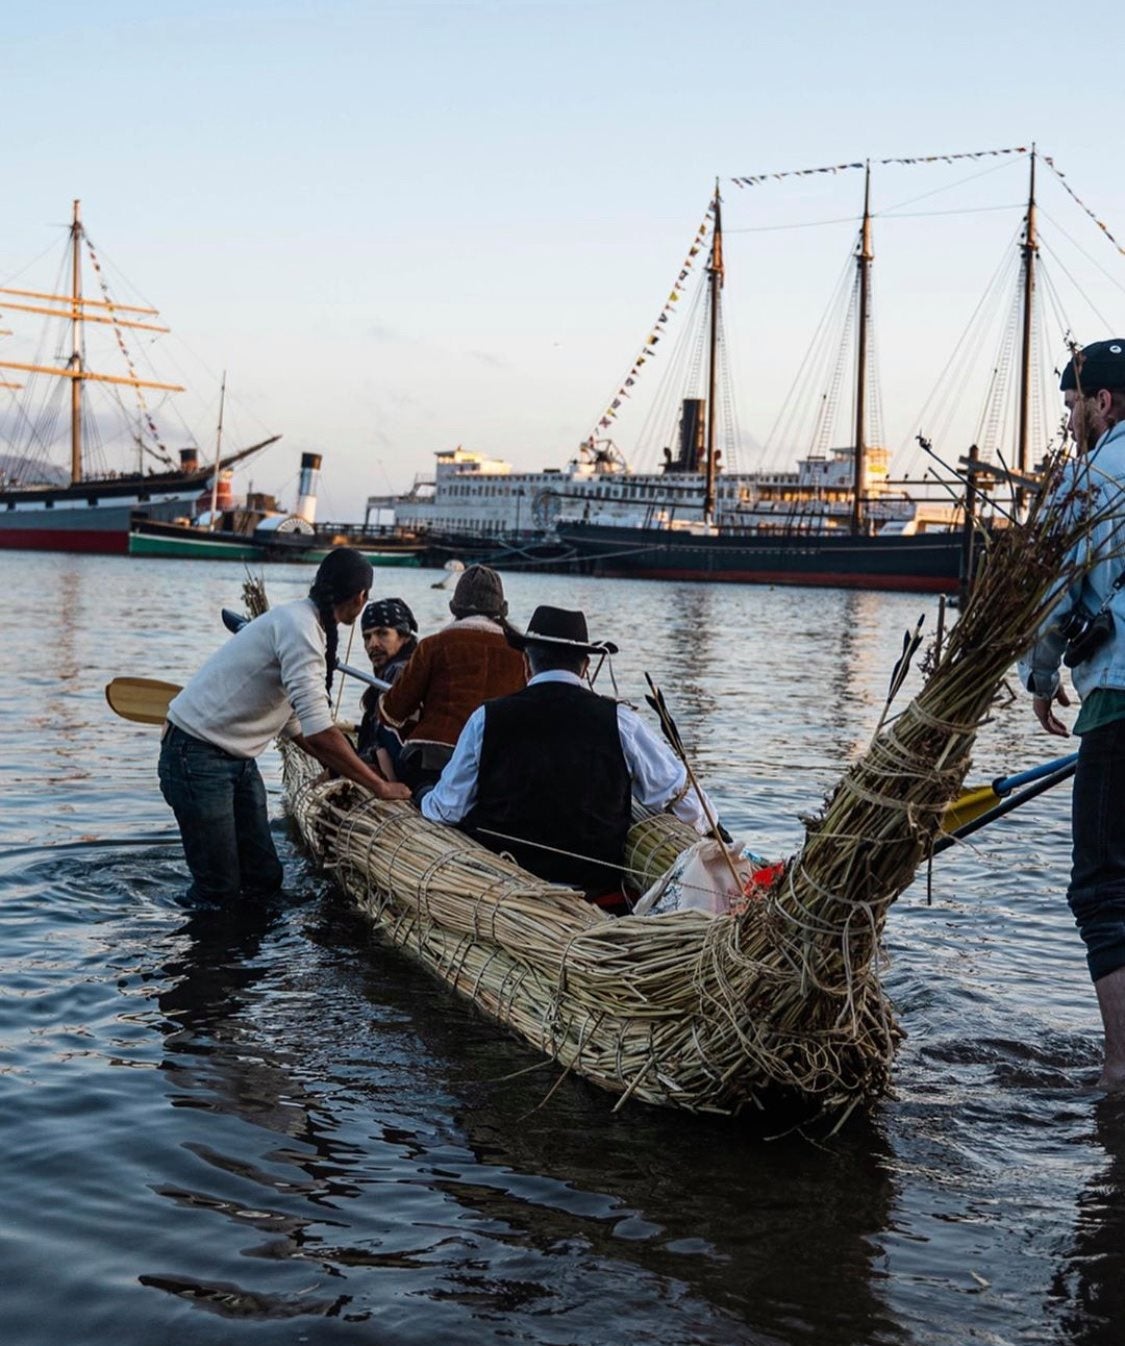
left=129, top=451, right=423, bottom=565
left=385, top=431, right=954, bottom=562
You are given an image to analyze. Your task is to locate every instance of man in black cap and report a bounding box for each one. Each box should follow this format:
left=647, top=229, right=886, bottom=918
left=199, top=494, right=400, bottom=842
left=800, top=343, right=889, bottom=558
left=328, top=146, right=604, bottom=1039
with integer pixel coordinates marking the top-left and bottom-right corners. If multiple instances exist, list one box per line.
left=379, top=565, right=525, bottom=791
left=1020, top=340, right=1125, bottom=1087
left=356, top=596, right=418, bottom=772
left=159, top=547, right=411, bottom=906
left=419, top=605, right=717, bottom=910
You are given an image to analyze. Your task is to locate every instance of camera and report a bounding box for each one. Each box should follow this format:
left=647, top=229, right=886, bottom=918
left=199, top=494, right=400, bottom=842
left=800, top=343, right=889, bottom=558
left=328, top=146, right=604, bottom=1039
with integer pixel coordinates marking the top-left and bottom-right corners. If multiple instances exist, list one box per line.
left=1061, top=607, right=1115, bottom=668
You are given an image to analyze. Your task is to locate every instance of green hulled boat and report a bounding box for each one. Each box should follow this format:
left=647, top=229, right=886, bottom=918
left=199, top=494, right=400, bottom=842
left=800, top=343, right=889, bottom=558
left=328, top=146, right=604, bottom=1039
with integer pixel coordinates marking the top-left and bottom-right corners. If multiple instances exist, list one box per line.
left=128, top=518, right=423, bottom=565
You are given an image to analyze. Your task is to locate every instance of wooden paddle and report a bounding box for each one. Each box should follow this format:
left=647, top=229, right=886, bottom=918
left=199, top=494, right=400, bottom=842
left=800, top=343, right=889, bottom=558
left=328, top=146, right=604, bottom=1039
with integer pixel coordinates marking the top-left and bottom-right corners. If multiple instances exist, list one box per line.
left=108, top=599, right=399, bottom=726
left=104, top=677, right=182, bottom=726
left=106, top=654, right=393, bottom=724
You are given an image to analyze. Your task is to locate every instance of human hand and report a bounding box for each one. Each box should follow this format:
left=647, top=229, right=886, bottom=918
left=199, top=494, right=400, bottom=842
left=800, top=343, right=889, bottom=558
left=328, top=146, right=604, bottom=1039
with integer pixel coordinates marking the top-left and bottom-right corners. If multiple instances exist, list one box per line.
left=375, top=780, right=413, bottom=801
left=1033, top=686, right=1071, bottom=736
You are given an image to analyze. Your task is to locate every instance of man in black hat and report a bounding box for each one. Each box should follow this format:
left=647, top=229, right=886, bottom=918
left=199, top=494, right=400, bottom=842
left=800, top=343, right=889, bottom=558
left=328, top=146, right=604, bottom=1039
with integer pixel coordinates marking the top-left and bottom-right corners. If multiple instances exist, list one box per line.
left=159, top=547, right=411, bottom=906
left=419, top=604, right=716, bottom=910
left=379, top=565, right=525, bottom=791
left=1020, top=340, right=1125, bottom=1087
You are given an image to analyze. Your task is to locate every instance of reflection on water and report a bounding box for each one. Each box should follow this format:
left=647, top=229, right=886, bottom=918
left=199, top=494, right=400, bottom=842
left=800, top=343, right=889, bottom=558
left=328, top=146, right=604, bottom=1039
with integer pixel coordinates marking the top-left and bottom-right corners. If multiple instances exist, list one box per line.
left=1055, top=1095, right=1125, bottom=1345
left=0, top=553, right=1121, bottom=1343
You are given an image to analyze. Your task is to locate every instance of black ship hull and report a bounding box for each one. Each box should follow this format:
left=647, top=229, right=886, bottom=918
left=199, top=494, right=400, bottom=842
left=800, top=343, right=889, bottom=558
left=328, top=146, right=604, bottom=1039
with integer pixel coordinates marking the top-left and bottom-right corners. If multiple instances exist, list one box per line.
left=556, top=522, right=963, bottom=594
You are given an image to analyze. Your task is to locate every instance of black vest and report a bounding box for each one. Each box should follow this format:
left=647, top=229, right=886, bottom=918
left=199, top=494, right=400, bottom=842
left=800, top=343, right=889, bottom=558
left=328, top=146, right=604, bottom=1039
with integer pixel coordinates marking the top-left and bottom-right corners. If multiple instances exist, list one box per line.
left=463, top=681, right=632, bottom=893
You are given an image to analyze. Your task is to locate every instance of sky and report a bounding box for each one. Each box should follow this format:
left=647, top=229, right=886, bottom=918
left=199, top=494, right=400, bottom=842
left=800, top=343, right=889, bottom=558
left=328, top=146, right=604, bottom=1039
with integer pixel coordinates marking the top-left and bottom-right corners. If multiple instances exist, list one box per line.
left=3, top=0, right=1124, bottom=519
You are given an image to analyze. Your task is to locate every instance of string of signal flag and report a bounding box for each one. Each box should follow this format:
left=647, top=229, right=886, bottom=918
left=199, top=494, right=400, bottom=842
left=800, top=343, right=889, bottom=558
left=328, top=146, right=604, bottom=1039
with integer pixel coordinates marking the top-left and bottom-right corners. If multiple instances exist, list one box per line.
left=591, top=201, right=714, bottom=440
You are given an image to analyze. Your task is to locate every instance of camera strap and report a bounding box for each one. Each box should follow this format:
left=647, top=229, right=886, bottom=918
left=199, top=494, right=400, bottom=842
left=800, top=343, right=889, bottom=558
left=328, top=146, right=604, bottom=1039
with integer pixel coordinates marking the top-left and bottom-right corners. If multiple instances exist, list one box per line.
left=1093, top=568, right=1125, bottom=618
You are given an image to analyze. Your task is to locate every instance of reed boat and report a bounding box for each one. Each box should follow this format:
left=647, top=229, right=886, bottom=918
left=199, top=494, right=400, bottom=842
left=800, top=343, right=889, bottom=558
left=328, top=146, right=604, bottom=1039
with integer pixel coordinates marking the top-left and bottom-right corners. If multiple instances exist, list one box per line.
left=266, top=449, right=1091, bottom=1121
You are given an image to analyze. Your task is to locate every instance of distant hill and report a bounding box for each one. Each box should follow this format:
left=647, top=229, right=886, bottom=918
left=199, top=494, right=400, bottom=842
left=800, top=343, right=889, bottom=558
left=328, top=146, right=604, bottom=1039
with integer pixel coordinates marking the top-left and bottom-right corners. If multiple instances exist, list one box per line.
left=0, top=453, right=68, bottom=487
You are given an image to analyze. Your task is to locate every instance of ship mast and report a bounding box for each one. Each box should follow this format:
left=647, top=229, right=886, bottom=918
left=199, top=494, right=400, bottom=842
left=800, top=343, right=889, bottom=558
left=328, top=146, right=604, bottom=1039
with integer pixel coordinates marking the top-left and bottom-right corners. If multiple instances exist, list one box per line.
left=69, top=200, right=83, bottom=485
left=0, top=199, right=185, bottom=485
left=852, top=161, right=873, bottom=536
left=704, top=179, right=723, bottom=523
left=1016, top=144, right=1038, bottom=490
left=209, top=371, right=227, bottom=527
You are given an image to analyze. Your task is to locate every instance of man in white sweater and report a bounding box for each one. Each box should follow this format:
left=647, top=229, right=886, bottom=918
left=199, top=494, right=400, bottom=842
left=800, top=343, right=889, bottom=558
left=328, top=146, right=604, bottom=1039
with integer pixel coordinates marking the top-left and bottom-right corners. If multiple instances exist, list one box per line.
left=158, top=548, right=410, bottom=905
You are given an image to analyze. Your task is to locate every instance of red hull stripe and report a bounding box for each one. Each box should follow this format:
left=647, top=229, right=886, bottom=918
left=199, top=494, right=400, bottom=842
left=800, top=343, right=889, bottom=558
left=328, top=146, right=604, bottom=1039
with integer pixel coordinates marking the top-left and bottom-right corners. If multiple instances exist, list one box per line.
left=596, top=566, right=958, bottom=594
left=0, top=529, right=129, bottom=555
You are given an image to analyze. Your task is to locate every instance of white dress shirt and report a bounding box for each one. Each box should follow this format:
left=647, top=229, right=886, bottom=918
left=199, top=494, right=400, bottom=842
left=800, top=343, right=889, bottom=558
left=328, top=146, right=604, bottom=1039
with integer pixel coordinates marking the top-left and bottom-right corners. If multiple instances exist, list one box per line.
left=420, top=670, right=715, bottom=832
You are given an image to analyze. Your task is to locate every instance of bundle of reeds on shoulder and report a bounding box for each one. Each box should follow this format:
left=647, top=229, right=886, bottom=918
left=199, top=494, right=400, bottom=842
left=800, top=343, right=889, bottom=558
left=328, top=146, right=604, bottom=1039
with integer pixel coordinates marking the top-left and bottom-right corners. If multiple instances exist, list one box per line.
left=250, top=463, right=1101, bottom=1123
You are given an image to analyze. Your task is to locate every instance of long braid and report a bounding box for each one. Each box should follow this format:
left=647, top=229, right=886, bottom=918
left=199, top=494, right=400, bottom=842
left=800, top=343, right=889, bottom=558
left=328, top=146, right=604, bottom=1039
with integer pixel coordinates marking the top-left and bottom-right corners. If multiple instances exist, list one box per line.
left=307, top=547, right=375, bottom=698
left=308, top=579, right=339, bottom=694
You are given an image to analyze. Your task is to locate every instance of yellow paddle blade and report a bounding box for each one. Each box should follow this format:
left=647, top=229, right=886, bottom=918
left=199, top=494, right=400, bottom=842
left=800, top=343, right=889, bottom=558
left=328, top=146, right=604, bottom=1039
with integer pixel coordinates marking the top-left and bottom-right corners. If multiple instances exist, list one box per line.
left=104, top=677, right=181, bottom=726
left=940, top=784, right=1001, bottom=833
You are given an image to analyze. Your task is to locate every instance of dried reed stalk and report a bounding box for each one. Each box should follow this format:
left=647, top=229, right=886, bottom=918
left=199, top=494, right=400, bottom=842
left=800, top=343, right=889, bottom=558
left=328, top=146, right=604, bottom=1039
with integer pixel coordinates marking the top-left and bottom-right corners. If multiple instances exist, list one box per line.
left=250, top=469, right=1102, bottom=1121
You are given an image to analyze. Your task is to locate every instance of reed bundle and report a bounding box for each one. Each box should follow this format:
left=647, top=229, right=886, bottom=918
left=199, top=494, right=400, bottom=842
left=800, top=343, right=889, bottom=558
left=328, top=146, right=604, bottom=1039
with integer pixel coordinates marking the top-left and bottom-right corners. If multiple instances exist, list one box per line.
left=253, top=468, right=1100, bottom=1121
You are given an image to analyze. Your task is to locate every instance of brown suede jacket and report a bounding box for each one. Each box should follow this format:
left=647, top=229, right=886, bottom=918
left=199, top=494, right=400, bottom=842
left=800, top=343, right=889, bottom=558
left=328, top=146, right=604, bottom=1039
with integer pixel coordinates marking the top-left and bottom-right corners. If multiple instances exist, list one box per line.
left=379, top=617, right=526, bottom=747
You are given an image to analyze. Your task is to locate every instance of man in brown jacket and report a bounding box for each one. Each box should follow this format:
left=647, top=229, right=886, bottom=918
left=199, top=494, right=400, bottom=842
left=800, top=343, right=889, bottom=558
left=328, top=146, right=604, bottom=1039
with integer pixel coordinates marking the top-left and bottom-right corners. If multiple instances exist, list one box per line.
left=380, top=565, right=525, bottom=791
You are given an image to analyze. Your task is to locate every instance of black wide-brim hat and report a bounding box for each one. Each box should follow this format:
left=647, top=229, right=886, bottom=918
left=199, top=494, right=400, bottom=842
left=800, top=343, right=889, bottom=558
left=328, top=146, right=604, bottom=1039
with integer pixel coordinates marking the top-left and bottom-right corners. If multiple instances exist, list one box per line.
left=505, top=605, right=618, bottom=656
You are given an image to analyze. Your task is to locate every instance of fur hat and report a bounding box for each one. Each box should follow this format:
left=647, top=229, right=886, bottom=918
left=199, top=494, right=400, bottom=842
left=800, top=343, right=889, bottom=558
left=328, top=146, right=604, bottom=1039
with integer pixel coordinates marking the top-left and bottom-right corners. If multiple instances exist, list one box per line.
left=449, top=565, right=507, bottom=619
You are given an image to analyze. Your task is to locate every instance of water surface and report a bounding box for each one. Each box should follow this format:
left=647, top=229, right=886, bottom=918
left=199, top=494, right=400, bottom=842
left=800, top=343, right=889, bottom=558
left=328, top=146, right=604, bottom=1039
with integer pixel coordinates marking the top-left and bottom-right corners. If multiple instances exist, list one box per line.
left=1, top=553, right=1122, bottom=1345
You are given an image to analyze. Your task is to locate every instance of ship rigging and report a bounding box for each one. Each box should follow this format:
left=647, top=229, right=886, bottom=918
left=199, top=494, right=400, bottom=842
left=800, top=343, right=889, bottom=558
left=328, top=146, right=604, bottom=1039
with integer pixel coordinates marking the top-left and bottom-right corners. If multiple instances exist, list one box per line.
left=0, top=201, right=279, bottom=553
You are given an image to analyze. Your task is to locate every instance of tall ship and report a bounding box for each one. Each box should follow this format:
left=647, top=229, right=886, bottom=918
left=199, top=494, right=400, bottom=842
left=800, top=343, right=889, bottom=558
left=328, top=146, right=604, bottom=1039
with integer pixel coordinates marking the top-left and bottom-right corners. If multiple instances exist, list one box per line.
left=383, top=148, right=1086, bottom=594
left=0, top=201, right=278, bottom=554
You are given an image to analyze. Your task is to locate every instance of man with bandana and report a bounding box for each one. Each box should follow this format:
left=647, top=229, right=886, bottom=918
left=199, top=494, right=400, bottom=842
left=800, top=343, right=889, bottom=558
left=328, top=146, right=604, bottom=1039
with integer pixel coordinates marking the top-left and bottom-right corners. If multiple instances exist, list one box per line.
left=356, top=596, right=418, bottom=774
left=1020, top=339, right=1125, bottom=1088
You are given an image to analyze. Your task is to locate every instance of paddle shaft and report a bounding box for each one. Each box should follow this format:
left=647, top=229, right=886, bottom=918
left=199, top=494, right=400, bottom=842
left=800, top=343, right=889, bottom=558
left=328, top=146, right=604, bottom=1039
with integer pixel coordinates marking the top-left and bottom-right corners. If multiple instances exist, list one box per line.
left=220, top=609, right=390, bottom=691
left=992, top=753, right=1078, bottom=797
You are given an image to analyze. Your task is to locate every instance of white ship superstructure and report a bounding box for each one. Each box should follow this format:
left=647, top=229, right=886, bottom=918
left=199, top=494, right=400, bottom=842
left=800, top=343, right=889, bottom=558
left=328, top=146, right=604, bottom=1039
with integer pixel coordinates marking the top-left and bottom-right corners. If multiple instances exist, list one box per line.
left=372, top=439, right=955, bottom=543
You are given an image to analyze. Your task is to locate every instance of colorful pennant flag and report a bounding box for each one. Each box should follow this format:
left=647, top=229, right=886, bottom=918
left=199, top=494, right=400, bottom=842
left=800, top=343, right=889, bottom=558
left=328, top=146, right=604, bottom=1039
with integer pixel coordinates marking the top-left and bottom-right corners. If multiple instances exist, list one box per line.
left=732, top=145, right=1028, bottom=188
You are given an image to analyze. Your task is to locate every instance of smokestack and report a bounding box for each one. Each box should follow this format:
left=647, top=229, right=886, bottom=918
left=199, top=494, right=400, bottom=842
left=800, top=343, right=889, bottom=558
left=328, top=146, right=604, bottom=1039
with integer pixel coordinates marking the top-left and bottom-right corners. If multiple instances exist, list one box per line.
left=179, top=447, right=199, bottom=474
left=673, top=399, right=705, bottom=473
left=295, top=452, right=322, bottom=524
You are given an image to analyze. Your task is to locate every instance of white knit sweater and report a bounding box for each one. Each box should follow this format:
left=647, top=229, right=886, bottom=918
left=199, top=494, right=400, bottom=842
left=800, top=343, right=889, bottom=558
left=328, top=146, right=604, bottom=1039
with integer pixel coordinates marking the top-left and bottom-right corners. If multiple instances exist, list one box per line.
left=167, top=598, right=335, bottom=757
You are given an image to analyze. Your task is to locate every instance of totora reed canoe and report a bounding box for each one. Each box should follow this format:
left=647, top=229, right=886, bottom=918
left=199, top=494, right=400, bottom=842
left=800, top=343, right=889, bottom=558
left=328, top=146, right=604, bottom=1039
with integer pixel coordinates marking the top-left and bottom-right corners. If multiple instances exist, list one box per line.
left=265, top=449, right=1098, bottom=1124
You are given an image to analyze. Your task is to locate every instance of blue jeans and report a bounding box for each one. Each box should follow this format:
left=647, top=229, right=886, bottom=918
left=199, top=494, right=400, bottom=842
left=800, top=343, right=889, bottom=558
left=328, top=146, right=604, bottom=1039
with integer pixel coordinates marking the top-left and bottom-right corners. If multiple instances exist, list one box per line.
left=1069, top=716, right=1125, bottom=982
left=158, top=723, right=284, bottom=905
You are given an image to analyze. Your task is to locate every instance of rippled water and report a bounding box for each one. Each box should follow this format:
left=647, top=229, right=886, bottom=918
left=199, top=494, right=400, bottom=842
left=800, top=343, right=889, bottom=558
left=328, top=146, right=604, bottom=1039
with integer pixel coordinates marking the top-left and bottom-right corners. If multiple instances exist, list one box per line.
left=2, top=552, right=1123, bottom=1345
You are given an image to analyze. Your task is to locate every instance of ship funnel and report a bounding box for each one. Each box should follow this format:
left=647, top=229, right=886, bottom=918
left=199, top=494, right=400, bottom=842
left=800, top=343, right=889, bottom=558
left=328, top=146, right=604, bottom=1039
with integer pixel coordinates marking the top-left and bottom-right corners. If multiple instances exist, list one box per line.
left=665, top=399, right=705, bottom=473
left=179, top=447, right=199, bottom=474
left=295, top=452, right=322, bottom=524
